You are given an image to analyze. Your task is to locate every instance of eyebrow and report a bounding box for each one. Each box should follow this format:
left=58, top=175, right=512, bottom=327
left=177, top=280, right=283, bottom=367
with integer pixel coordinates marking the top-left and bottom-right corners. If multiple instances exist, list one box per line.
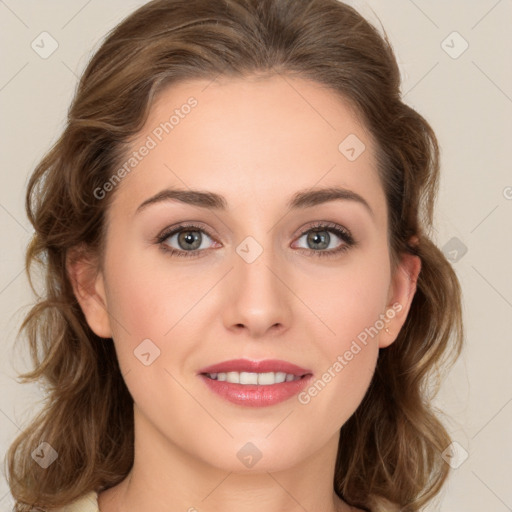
left=135, top=186, right=374, bottom=218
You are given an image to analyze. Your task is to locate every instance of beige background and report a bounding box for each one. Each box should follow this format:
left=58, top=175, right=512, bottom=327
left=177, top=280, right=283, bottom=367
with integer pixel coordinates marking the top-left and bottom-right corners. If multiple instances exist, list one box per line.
left=1, top=1, right=511, bottom=510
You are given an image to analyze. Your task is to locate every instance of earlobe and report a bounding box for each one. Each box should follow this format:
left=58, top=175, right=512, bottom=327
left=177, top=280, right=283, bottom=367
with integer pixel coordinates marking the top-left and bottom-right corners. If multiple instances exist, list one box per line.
left=66, top=247, right=112, bottom=339
left=379, top=251, right=421, bottom=349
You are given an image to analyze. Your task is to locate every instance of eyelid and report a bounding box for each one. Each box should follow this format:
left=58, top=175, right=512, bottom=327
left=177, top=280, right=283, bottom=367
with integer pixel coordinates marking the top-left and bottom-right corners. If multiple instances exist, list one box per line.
left=155, top=221, right=218, bottom=243
left=294, top=220, right=354, bottom=242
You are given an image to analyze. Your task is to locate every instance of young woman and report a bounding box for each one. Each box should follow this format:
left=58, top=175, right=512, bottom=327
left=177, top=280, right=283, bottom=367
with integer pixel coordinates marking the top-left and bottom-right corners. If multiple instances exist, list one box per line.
left=6, top=0, right=463, bottom=511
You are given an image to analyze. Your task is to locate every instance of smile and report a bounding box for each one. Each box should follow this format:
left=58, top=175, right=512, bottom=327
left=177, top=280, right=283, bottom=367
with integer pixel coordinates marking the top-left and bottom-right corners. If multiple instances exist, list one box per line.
left=203, top=371, right=303, bottom=385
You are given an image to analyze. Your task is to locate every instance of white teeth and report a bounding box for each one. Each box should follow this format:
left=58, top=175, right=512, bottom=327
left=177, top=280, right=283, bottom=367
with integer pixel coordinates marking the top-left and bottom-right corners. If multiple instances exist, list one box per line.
left=226, top=371, right=239, bottom=383
left=240, top=372, right=258, bottom=385
left=275, top=371, right=287, bottom=384
left=206, top=371, right=301, bottom=385
left=257, top=372, right=275, bottom=385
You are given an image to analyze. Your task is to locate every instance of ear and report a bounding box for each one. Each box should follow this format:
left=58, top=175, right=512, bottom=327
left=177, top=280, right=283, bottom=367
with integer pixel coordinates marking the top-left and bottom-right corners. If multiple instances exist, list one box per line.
left=379, top=247, right=421, bottom=349
left=66, top=246, right=112, bottom=339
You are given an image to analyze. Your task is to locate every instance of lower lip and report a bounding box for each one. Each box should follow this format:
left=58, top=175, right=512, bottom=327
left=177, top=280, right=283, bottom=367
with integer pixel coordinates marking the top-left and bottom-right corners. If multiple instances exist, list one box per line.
left=199, top=374, right=313, bottom=407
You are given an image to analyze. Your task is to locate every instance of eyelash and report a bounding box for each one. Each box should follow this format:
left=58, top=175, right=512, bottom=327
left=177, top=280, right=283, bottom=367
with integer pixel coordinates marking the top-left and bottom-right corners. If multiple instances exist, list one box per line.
left=155, top=221, right=356, bottom=259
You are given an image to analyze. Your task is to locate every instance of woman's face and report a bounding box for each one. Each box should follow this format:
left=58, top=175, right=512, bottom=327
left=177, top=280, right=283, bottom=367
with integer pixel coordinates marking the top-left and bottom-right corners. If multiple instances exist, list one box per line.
left=74, top=75, right=418, bottom=474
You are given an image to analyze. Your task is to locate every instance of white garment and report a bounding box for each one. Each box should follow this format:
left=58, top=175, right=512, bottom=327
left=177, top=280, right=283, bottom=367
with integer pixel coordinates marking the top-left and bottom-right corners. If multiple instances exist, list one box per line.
left=53, top=491, right=99, bottom=512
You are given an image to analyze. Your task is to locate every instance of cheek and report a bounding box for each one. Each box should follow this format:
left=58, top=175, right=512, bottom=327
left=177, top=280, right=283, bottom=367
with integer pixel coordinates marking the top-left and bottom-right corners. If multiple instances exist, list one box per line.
left=103, top=247, right=215, bottom=379
left=297, top=251, right=390, bottom=425
left=310, top=248, right=391, bottom=344
left=104, top=246, right=198, bottom=336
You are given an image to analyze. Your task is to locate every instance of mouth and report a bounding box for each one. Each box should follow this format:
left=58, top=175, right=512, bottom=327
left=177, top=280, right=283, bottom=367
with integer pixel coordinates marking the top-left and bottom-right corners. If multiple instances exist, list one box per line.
left=198, top=358, right=312, bottom=381
left=197, top=359, right=313, bottom=407
left=202, top=371, right=306, bottom=385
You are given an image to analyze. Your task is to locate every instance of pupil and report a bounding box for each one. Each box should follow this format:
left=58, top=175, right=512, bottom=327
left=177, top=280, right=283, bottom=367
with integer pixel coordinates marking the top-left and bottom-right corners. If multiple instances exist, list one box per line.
left=179, top=231, right=201, bottom=250
left=308, top=230, right=329, bottom=250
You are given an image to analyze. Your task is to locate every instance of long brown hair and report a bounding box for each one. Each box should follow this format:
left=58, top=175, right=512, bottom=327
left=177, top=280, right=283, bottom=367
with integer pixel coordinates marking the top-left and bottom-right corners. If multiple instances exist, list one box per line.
left=6, top=1, right=464, bottom=510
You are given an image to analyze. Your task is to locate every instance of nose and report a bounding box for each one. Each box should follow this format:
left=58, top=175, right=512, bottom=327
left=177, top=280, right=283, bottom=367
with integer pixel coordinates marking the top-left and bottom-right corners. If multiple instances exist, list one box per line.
left=221, top=241, right=292, bottom=338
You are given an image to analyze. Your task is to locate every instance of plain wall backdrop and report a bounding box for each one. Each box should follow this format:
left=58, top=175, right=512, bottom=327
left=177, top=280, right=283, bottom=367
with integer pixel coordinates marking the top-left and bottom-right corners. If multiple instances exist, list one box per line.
left=1, top=1, right=511, bottom=510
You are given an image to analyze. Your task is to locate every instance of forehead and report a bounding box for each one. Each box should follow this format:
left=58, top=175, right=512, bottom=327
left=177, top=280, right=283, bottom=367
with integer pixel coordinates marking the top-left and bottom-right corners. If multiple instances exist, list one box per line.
left=108, top=74, right=386, bottom=220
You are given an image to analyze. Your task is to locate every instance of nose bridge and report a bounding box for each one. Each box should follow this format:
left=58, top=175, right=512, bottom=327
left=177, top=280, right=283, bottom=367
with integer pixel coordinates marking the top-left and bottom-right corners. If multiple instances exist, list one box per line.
left=222, top=233, right=292, bottom=336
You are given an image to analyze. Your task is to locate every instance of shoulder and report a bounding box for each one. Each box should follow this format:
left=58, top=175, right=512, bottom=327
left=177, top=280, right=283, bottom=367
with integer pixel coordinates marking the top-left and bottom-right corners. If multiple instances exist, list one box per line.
left=52, top=491, right=99, bottom=512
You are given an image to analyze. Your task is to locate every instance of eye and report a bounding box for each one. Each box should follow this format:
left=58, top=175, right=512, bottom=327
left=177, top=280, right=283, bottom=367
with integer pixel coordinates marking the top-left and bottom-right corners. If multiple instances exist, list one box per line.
left=292, top=221, right=356, bottom=258
left=156, top=223, right=219, bottom=258
left=155, top=221, right=356, bottom=259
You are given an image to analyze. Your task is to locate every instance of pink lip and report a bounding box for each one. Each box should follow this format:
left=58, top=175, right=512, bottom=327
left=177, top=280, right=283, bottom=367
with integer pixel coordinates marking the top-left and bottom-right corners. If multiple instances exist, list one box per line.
left=197, top=359, right=313, bottom=408
left=197, top=358, right=312, bottom=376
left=199, top=375, right=313, bottom=407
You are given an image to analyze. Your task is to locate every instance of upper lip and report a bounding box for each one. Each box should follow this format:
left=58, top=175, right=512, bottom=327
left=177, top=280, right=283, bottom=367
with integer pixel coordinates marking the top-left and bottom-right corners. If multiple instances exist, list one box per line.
left=198, top=359, right=312, bottom=377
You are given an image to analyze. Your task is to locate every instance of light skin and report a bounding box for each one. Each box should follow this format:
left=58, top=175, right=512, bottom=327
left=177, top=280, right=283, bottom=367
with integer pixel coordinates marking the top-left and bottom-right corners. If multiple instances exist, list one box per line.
left=68, top=74, right=421, bottom=512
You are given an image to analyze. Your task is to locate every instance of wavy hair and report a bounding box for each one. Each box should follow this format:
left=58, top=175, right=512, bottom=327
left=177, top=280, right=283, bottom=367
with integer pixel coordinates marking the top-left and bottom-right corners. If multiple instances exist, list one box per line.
left=6, top=0, right=464, bottom=510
